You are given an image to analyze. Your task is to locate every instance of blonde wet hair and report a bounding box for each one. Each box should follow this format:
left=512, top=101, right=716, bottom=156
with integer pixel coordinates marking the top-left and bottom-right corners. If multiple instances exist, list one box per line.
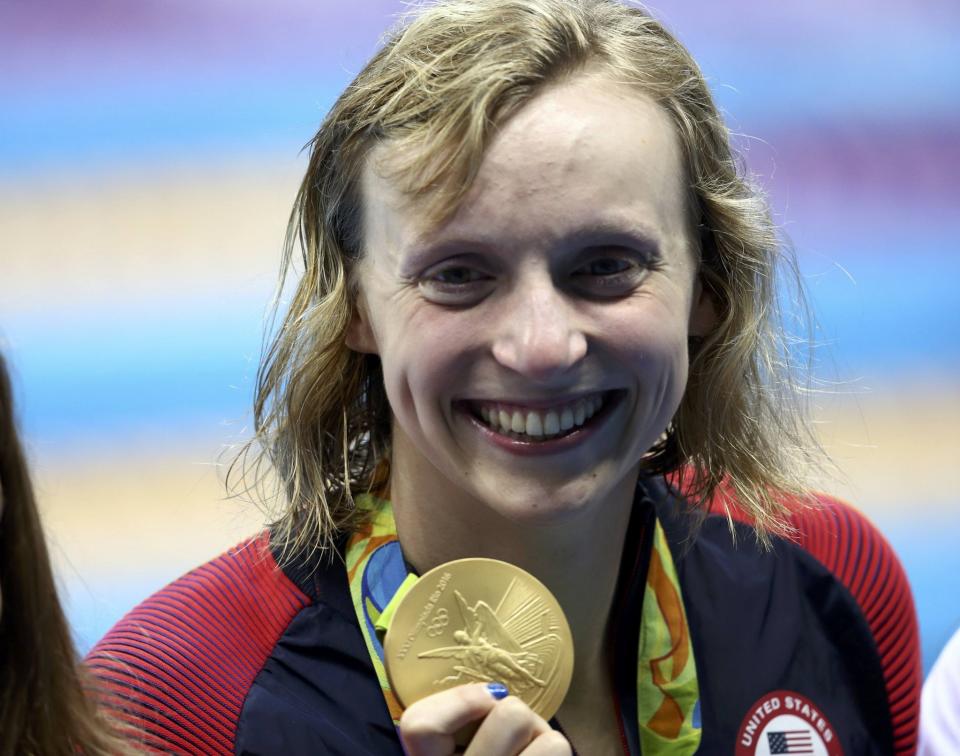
left=233, top=0, right=821, bottom=558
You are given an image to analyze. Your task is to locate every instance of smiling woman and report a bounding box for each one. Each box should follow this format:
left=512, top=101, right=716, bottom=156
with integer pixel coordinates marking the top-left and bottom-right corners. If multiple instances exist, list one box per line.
left=347, top=75, right=712, bottom=540
left=85, top=1, right=921, bottom=754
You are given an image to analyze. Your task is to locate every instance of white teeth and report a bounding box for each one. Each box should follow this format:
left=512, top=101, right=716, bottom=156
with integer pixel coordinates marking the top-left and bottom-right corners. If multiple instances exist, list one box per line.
left=475, top=393, right=608, bottom=439
left=543, top=410, right=560, bottom=435
left=589, top=395, right=601, bottom=416
left=525, top=412, right=543, bottom=436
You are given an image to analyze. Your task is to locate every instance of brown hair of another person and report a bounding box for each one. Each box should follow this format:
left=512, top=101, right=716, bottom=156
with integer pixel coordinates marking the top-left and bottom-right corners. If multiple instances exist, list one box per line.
left=0, top=353, right=135, bottom=755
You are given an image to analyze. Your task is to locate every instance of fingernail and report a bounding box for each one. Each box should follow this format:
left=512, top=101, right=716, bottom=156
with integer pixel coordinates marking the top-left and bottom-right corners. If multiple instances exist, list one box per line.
left=486, top=682, right=509, bottom=700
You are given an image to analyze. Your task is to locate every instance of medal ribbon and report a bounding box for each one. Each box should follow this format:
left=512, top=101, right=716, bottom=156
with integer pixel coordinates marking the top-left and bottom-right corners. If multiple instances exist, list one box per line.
left=345, top=493, right=701, bottom=754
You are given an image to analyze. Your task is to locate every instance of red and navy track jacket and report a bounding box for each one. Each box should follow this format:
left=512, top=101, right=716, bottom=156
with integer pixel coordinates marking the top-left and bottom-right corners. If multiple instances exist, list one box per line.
left=87, top=478, right=921, bottom=754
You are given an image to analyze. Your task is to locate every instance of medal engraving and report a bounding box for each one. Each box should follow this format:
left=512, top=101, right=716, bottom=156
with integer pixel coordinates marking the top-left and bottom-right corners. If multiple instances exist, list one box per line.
left=396, top=571, right=453, bottom=660
left=384, top=558, right=574, bottom=720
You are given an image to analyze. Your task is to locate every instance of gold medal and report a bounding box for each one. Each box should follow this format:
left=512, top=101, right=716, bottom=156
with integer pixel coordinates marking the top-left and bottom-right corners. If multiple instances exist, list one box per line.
left=382, top=558, right=574, bottom=720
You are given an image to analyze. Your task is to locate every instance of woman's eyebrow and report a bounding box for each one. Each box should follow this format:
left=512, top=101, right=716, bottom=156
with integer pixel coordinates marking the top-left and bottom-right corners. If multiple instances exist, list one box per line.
left=399, top=233, right=501, bottom=273
left=404, top=220, right=663, bottom=263
left=560, top=222, right=663, bottom=255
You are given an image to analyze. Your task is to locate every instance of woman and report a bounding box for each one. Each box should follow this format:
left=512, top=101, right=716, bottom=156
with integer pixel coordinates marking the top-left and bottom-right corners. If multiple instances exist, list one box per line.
left=87, top=1, right=921, bottom=753
left=0, top=353, right=136, bottom=754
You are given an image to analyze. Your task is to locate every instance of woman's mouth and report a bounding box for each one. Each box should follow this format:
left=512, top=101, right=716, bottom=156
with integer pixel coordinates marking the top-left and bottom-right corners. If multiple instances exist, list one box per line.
left=457, top=390, right=620, bottom=446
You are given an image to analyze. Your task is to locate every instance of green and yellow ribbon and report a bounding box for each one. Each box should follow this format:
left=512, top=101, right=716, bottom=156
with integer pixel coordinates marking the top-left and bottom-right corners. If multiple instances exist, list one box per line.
left=345, top=493, right=701, bottom=754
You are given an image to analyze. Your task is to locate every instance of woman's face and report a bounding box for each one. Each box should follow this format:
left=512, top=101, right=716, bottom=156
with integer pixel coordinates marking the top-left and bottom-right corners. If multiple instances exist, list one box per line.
left=349, top=72, right=714, bottom=524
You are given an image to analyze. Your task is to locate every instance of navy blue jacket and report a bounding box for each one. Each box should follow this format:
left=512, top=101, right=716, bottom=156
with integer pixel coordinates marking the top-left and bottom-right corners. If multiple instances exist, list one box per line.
left=87, top=479, right=921, bottom=754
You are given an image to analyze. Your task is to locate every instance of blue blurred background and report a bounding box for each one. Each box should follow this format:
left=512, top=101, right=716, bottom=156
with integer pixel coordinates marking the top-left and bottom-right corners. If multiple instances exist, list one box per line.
left=1, top=0, right=958, bottom=673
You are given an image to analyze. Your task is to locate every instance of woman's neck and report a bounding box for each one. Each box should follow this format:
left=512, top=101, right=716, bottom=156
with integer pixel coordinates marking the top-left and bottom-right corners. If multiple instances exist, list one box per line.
left=387, top=445, right=638, bottom=673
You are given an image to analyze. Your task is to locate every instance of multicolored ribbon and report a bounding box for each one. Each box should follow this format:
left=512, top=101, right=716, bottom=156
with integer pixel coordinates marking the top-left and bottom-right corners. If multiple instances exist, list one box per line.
left=345, top=493, right=701, bottom=754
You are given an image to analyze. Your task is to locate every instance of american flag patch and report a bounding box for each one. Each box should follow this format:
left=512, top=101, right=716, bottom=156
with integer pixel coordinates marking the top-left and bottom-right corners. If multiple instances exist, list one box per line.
left=767, top=730, right=814, bottom=754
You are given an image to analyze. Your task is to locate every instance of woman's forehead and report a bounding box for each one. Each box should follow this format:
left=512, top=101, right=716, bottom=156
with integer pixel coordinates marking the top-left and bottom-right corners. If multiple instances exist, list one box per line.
left=361, top=73, right=687, bottom=259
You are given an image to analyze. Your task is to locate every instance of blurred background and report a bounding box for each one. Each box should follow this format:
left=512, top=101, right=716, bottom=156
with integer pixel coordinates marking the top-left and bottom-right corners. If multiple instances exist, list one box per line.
left=1, top=0, right=957, bottom=674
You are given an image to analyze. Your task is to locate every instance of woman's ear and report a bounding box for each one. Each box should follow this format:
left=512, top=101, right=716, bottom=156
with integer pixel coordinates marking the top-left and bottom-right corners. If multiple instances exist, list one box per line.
left=345, top=292, right=379, bottom=355
left=689, top=275, right=720, bottom=338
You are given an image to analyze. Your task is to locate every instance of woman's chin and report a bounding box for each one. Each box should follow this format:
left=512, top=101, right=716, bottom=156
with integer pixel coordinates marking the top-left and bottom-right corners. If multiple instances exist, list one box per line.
left=471, top=474, right=624, bottom=529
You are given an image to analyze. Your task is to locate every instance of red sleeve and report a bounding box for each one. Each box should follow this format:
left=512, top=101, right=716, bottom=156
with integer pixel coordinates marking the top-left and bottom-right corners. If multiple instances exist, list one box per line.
left=788, top=496, right=922, bottom=755
left=695, top=479, right=923, bottom=755
left=85, top=532, right=311, bottom=754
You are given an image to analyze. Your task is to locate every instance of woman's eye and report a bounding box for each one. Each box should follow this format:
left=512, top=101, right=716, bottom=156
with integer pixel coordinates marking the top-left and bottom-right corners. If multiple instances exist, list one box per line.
left=578, top=258, right=634, bottom=276
left=572, top=256, right=647, bottom=296
left=430, top=267, right=487, bottom=285
left=418, top=265, right=494, bottom=304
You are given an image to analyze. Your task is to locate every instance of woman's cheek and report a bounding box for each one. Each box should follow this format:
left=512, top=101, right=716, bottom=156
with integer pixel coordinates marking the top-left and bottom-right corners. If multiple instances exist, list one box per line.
left=381, top=334, right=456, bottom=431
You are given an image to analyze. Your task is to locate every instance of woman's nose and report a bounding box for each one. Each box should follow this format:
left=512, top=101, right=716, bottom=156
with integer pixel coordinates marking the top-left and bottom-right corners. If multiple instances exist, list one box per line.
left=490, top=283, right=588, bottom=382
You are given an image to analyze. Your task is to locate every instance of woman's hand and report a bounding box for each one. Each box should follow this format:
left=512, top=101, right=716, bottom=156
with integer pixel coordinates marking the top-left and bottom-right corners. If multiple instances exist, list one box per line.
left=399, top=682, right=572, bottom=755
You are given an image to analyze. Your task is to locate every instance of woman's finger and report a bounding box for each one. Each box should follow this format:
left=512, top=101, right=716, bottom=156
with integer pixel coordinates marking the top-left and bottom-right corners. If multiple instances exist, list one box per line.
left=519, top=730, right=574, bottom=756
left=462, top=694, right=556, bottom=756
left=399, top=682, right=504, bottom=756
